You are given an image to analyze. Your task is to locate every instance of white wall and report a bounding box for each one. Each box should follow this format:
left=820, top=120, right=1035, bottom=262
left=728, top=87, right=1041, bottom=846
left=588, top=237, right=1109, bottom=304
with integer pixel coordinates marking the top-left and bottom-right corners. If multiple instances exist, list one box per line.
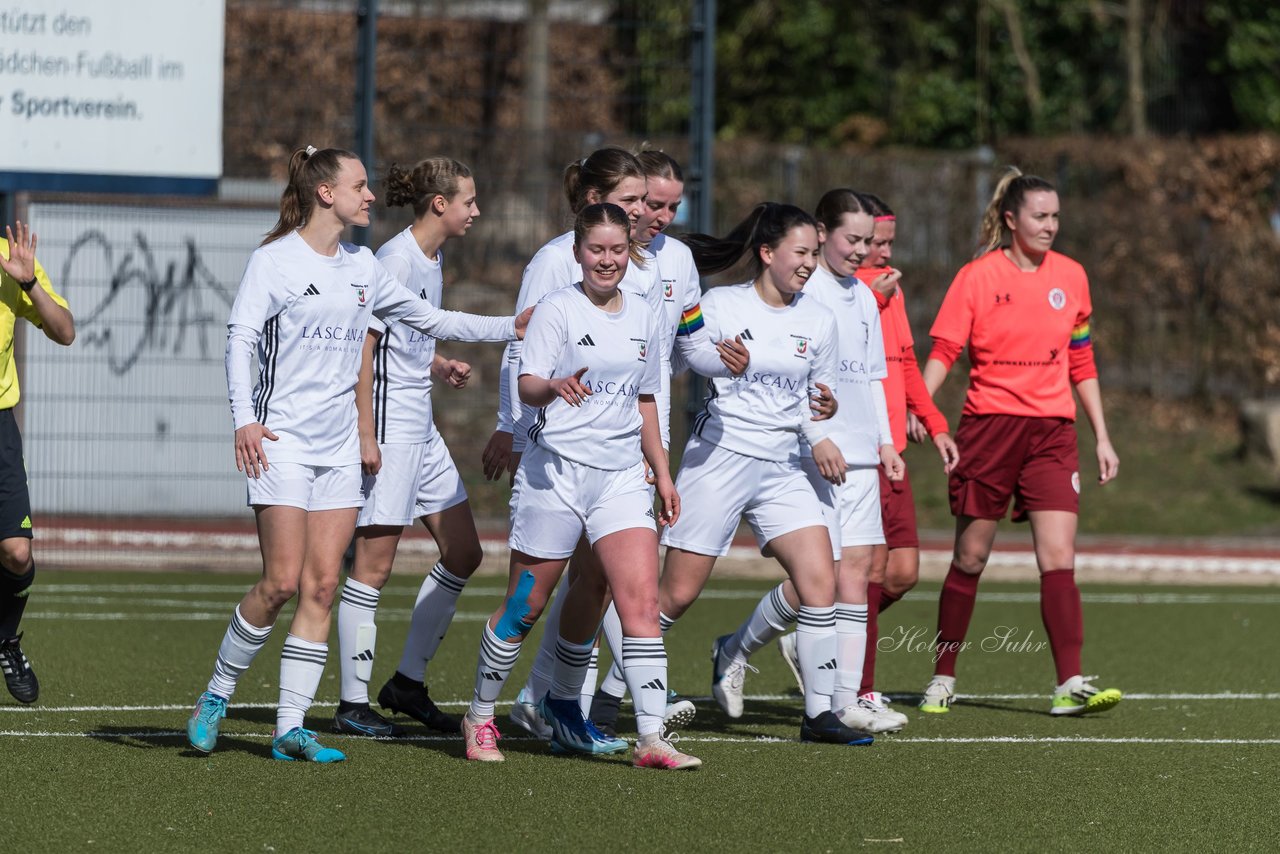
left=23, top=202, right=277, bottom=516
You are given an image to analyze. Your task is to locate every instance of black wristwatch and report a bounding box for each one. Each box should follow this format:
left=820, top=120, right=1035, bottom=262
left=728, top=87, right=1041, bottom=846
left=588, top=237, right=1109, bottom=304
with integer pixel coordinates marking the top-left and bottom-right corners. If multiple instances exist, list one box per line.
left=18, top=277, right=37, bottom=292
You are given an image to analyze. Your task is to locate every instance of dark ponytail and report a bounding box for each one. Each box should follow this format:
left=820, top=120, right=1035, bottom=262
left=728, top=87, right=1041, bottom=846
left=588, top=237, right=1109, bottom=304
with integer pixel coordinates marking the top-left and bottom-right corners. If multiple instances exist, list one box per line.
left=684, top=202, right=817, bottom=278
left=562, top=147, right=645, bottom=215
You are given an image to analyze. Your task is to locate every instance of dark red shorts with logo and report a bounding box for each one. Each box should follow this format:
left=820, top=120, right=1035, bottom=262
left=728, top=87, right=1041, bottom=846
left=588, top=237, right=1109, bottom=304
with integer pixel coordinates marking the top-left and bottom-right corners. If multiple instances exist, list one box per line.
left=948, top=414, right=1079, bottom=522
left=879, top=466, right=919, bottom=549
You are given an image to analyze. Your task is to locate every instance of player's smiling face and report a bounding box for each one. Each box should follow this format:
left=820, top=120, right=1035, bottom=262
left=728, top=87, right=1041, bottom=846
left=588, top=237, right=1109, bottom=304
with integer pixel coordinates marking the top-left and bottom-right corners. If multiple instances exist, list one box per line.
left=819, top=211, right=873, bottom=278
left=574, top=222, right=631, bottom=297
left=322, top=157, right=375, bottom=228
left=438, top=176, right=479, bottom=239
left=1007, top=189, right=1060, bottom=256
left=636, top=176, right=683, bottom=245
left=760, top=224, right=820, bottom=300
left=590, top=176, right=648, bottom=238
left=866, top=219, right=895, bottom=267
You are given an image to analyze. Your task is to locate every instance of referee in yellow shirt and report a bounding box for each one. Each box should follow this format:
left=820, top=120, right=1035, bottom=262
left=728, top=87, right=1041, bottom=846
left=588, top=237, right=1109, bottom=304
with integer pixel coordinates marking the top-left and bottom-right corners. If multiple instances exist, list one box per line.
left=1, top=221, right=74, bottom=704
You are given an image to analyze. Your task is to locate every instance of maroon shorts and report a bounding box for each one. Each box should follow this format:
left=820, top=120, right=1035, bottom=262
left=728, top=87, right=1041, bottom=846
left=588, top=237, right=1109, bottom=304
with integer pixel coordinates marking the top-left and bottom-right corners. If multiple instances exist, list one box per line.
left=948, top=414, right=1079, bottom=522
left=879, top=466, right=919, bottom=549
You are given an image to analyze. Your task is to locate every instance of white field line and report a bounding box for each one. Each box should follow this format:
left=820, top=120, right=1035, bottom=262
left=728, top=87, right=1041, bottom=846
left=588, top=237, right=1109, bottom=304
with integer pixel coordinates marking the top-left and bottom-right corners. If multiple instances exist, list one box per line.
left=29, top=582, right=1280, bottom=606
left=23, top=611, right=494, bottom=622
left=36, top=527, right=1280, bottom=576
left=0, top=729, right=1276, bottom=746
left=3, top=693, right=1278, bottom=714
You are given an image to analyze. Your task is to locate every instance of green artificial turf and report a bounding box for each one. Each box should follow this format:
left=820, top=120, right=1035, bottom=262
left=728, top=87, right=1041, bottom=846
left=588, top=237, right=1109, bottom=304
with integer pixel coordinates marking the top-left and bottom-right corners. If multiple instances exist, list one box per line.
left=2, top=571, right=1277, bottom=851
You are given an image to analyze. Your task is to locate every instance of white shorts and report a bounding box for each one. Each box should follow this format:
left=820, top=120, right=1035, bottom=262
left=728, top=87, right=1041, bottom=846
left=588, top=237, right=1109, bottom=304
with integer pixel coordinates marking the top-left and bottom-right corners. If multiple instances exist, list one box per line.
left=246, top=462, right=363, bottom=511
left=802, top=459, right=884, bottom=558
left=509, top=442, right=655, bottom=559
left=358, top=434, right=468, bottom=527
left=660, top=435, right=828, bottom=556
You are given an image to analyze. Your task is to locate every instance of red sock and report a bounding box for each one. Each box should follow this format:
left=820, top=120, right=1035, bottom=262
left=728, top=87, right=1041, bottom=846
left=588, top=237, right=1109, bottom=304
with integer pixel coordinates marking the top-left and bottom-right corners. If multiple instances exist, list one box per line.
left=878, top=587, right=904, bottom=614
left=860, top=583, right=882, bottom=695
left=1040, top=568, right=1084, bottom=684
left=935, top=563, right=981, bottom=677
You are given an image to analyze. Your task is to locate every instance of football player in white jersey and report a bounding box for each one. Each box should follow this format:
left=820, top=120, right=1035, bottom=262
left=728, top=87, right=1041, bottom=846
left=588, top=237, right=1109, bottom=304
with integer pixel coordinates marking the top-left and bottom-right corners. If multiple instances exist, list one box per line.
left=712, top=190, right=908, bottom=734
left=488, top=149, right=747, bottom=739
left=462, top=203, right=699, bottom=770
left=329, top=157, right=494, bottom=739
left=654, top=202, right=878, bottom=745
left=186, top=146, right=529, bottom=763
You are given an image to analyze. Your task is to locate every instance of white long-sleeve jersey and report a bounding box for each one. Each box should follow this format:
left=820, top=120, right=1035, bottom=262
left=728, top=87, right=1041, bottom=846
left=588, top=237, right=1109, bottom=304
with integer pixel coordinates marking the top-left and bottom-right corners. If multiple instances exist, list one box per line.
left=368, top=226, right=443, bottom=444
left=651, top=232, right=740, bottom=446
left=498, top=231, right=664, bottom=451
left=798, top=264, right=893, bottom=466
left=225, top=232, right=514, bottom=466
left=690, top=282, right=838, bottom=462
left=518, top=285, right=662, bottom=469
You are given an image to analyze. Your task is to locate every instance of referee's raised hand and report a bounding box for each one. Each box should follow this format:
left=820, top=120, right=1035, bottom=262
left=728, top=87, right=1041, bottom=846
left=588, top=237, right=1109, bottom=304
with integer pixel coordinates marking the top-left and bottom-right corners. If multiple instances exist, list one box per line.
left=0, top=221, right=37, bottom=283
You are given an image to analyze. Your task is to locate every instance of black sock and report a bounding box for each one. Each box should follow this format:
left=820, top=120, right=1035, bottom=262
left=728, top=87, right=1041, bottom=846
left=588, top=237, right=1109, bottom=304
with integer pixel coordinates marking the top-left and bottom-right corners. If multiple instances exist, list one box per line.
left=0, top=562, right=34, bottom=638
left=392, top=670, right=421, bottom=691
left=337, top=699, right=369, bottom=714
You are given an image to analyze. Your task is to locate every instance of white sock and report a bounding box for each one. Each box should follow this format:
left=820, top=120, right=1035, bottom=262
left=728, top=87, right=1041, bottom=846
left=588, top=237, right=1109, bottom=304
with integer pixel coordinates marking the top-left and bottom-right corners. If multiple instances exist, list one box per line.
left=397, top=562, right=467, bottom=682
left=796, top=606, right=837, bottom=718
left=578, top=646, right=599, bottom=717
left=207, top=604, right=272, bottom=700
left=833, top=603, right=868, bottom=709
left=520, top=580, right=567, bottom=703
left=599, top=609, right=674, bottom=700
left=277, top=635, right=327, bottom=734
left=469, top=623, right=522, bottom=721
left=550, top=635, right=594, bottom=702
left=621, top=636, right=667, bottom=738
left=596, top=602, right=627, bottom=699
left=337, top=577, right=380, bottom=704
left=728, top=583, right=798, bottom=662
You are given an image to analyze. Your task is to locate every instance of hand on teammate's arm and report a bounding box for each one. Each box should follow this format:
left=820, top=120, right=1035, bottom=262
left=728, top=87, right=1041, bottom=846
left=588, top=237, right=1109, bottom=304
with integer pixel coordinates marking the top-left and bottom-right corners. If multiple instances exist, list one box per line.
left=932, top=432, right=960, bottom=474
left=234, top=423, right=278, bottom=479
left=715, top=335, right=750, bottom=375
left=519, top=368, right=591, bottom=408
left=810, top=383, right=837, bottom=420
left=811, top=438, right=846, bottom=485
left=513, top=306, right=535, bottom=340
left=879, top=444, right=906, bottom=482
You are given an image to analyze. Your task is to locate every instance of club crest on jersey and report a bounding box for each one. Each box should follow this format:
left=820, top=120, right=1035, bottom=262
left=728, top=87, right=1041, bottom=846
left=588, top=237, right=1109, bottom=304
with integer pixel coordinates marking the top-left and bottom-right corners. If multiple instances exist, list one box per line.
left=1048, top=288, right=1067, bottom=310
left=792, top=335, right=810, bottom=356
left=351, top=282, right=367, bottom=305
left=663, top=279, right=674, bottom=298
left=632, top=337, right=648, bottom=361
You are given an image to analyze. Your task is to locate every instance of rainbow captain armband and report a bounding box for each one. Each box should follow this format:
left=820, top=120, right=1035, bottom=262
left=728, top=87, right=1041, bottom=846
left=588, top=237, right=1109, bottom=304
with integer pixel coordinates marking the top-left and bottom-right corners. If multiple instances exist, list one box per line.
left=1069, top=320, right=1091, bottom=349
left=676, top=304, right=705, bottom=337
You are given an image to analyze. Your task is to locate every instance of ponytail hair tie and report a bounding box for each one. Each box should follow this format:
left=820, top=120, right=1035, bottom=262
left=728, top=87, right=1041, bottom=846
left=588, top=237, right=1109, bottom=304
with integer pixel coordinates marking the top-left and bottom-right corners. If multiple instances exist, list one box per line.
left=304, top=145, right=318, bottom=157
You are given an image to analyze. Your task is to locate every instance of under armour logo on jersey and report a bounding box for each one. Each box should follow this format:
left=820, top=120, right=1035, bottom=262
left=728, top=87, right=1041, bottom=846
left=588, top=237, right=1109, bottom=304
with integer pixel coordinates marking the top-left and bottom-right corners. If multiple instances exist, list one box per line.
left=301, top=284, right=320, bottom=297
left=739, top=328, right=755, bottom=340
left=817, top=658, right=837, bottom=670
left=577, top=334, right=596, bottom=346
left=640, top=678, right=666, bottom=691
left=995, top=293, right=1012, bottom=305
left=351, top=649, right=374, bottom=662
